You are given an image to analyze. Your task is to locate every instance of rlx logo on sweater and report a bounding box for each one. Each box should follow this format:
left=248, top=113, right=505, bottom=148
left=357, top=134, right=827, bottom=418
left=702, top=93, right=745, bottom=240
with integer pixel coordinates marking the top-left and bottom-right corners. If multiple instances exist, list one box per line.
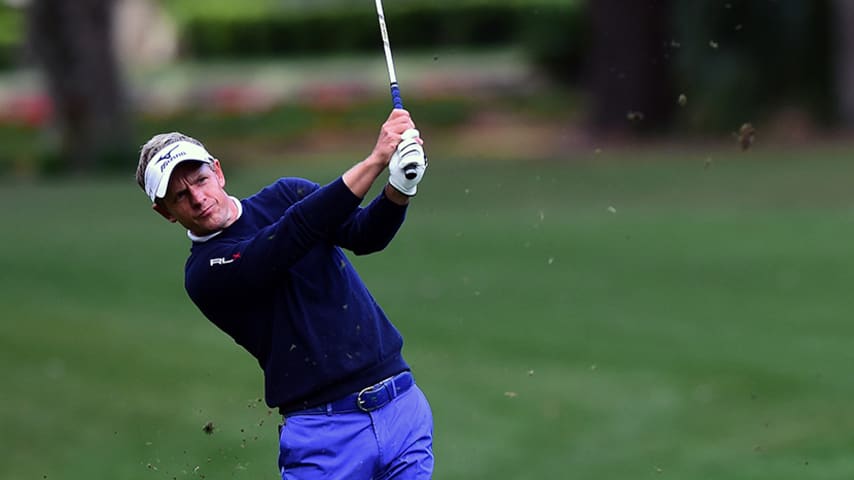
left=210, top=253, right=241, bottom=267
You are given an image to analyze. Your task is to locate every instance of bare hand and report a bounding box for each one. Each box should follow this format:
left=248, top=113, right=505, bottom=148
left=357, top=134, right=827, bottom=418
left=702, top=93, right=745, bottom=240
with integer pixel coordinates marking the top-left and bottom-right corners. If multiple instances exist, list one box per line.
left=369, top=109, right=419, bottom=167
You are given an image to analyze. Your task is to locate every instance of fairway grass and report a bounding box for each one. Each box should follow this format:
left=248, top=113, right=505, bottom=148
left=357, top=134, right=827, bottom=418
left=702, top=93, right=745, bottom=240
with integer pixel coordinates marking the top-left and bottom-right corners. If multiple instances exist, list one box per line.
left=2, top=148, right=854, bottom=479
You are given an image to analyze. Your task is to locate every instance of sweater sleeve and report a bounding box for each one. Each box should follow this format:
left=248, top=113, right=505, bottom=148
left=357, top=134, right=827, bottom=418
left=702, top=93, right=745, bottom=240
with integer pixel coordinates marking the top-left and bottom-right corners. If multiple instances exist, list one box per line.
left=332, top=188, right=408, bottom=255
left=187, top=177, right=362, bottom=293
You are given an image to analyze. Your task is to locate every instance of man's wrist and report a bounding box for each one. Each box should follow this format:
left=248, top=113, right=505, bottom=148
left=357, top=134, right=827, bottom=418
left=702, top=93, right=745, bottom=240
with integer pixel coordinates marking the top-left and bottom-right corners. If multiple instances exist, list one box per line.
left=384, top=183, right=410, bottom=205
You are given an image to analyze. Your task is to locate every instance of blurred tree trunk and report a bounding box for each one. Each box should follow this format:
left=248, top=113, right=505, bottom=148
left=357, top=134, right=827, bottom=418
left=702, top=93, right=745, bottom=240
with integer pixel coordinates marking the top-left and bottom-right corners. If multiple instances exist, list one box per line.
left=588, top=0, right=674, bottom=135
left=27, top=0, right=132, bottom=172
left=834, top=0, right=854, bottom=126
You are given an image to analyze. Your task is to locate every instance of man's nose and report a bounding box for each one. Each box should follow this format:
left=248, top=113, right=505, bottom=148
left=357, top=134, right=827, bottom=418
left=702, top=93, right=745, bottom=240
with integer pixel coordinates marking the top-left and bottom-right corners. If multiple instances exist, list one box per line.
left=188, top=186, right=205, bottom=206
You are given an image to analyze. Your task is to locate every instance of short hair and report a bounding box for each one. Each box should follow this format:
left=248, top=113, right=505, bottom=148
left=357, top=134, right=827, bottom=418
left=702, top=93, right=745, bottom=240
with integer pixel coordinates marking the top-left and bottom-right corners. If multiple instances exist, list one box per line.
left=135, top=132, right=207, bottom=193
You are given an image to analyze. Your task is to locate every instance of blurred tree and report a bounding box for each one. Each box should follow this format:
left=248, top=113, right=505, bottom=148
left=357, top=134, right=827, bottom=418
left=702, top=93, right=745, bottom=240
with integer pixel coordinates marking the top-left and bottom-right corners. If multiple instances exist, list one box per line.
left=27, top=0, right=133, bottom=172
left=671, top=0, right=832, bottom=132
left=834, top=0, right=854, bottom=126
left=588, top=0, right=674, bottom=134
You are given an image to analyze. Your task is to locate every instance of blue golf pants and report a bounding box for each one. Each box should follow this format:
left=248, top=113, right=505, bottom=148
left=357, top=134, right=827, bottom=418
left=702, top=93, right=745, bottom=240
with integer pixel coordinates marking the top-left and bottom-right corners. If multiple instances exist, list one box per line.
left=278, top=384, right=434, bottom=479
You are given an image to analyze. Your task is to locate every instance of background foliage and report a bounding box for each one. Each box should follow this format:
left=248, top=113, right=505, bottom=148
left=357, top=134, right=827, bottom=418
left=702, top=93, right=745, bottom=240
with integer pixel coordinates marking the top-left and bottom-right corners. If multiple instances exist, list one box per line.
left=3, top=1, right=854, bottom=478
left=671, top=0, right=833, bottom=130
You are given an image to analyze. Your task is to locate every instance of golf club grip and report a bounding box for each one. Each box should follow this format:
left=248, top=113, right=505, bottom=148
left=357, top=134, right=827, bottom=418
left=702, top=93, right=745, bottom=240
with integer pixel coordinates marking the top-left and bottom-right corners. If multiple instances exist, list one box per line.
left=390, top=83, right=403, bottom=109
left=390, top=84, right=416, bottom=177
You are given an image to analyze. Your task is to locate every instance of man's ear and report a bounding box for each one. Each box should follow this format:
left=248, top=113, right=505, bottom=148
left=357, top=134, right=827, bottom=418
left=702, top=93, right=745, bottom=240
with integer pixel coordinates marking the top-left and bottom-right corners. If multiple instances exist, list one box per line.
left=212, top=159, right=226, bottom=188
left=152, top=202, right=177, bottom=223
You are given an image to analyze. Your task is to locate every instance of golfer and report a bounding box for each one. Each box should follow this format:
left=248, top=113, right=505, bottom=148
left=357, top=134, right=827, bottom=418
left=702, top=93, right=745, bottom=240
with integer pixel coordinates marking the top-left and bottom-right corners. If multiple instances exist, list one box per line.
left=135, top=109, right=433, bottom=479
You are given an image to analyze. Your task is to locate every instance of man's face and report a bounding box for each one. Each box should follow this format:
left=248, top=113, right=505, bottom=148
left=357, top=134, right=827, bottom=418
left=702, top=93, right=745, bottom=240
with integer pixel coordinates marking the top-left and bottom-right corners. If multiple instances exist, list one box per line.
left=152, top=160, right=236, bottom=236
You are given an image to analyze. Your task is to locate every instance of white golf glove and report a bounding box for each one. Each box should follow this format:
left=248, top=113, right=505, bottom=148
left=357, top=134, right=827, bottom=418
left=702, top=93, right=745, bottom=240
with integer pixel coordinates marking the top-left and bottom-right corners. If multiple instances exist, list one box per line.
left=388, top=128, right=427, bottom=196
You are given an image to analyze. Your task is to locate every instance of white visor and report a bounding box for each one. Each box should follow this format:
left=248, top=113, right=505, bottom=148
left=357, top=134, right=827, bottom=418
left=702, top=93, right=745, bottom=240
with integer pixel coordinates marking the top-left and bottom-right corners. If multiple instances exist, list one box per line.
left=144, top=141, right=215, bottom=202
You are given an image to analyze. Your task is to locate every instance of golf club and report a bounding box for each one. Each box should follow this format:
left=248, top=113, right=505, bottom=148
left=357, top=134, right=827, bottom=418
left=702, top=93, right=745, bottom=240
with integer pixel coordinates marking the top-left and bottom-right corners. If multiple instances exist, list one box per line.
left=375, top=0, right=422, bottom=180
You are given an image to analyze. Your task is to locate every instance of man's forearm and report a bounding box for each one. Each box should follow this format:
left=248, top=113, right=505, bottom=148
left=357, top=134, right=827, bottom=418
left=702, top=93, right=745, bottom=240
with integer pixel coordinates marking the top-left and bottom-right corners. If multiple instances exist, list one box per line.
left=342, top=155, right=386, bottom=199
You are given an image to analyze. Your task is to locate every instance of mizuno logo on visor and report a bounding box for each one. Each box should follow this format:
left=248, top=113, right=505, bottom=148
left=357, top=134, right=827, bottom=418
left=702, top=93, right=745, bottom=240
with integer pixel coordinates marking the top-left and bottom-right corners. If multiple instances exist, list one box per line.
left=158, top=145, right=187, bottom=172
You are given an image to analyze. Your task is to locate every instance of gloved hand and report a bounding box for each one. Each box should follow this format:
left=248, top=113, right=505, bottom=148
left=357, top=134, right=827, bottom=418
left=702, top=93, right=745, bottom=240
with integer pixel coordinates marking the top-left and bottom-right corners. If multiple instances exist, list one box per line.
left=388, top=128, right=427, bottom=196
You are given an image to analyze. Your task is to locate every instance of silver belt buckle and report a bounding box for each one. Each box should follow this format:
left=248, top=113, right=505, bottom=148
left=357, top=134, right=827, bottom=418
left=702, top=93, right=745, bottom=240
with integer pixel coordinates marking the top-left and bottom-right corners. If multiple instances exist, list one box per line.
left=357, top=376, right=396, bottom=412
left=357, top=384, right=380, bottom=412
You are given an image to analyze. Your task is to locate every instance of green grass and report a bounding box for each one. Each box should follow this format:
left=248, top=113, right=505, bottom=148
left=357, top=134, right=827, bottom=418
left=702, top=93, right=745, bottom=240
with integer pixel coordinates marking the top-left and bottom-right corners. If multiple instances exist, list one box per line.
left=3, top=147, right=854, bottom=479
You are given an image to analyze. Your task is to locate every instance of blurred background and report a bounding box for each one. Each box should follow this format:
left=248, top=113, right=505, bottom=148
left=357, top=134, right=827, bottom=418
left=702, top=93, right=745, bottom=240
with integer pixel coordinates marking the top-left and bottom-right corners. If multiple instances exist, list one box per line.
left=3, top=0, right=854, bottom=479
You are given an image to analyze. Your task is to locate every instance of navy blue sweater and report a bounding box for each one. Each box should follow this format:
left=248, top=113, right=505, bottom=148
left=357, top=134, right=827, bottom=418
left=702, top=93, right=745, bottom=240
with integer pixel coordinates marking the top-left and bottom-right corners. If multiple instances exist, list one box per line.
left=184, top=177, right=410, bottom=410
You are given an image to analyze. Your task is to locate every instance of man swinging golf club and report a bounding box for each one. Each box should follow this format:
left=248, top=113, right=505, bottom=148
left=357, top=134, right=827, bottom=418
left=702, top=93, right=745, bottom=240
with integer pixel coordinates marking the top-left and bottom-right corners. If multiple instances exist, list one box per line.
left=137, top=1, right=434, bottom=475
left=135, top=107, right=432, bottom=479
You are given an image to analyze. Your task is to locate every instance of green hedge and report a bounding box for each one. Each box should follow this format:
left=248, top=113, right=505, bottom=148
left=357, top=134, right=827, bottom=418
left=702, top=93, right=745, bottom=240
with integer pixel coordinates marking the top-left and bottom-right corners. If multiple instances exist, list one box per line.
left=0, top=45, right=14, bottom=71
left=183, top=3, right=586, bottom=61
left=520, top=4, right=589, bottom=82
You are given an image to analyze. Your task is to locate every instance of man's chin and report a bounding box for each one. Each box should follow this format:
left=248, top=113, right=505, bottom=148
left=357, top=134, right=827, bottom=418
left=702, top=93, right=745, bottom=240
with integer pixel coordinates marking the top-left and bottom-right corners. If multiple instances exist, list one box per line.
left=185, top=221, right=214, bottom=236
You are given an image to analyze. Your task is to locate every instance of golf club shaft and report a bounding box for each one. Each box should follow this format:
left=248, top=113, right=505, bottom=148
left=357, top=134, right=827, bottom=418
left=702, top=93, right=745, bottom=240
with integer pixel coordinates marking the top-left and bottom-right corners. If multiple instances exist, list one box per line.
left=375, top=0, right=421, bottom=181
left=375, top=0, right=403, bottom=109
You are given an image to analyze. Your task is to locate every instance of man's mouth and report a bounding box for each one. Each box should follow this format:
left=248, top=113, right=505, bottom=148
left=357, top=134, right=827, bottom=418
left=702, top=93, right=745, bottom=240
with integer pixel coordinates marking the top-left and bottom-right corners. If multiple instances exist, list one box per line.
left=197, top=205, right=214, bottom=219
